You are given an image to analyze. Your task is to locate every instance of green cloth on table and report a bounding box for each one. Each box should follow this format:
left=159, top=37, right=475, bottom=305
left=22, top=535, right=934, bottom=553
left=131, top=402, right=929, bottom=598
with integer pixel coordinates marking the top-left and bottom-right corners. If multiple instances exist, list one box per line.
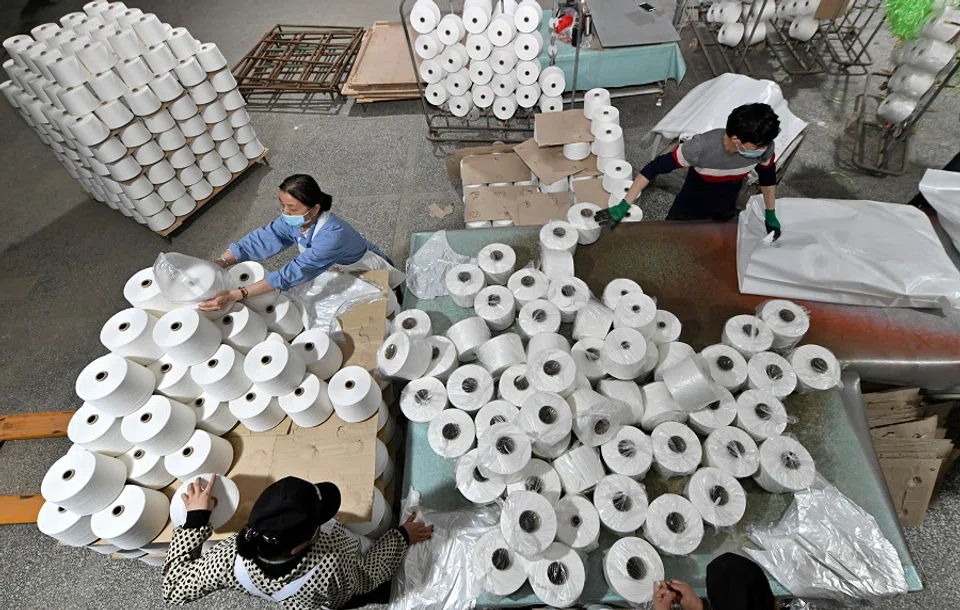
left=536, top=9, right=686, bottom=91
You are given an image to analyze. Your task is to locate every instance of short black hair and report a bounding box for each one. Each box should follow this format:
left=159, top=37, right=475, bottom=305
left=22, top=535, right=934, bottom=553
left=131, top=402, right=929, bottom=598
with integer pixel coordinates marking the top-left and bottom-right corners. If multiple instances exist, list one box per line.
left=726, top=104, right=781, bottom=147
left=279, top=174, right=332, bottom=211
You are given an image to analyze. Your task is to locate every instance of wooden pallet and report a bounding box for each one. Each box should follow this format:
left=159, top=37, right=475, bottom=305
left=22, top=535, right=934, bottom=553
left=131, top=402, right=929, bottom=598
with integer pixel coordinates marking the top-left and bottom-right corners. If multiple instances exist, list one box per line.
left=155, top=148, right=270, bottom=237
left=341, top=22, right=420, bottom=103
left=0, top=410, right=75, bottom=525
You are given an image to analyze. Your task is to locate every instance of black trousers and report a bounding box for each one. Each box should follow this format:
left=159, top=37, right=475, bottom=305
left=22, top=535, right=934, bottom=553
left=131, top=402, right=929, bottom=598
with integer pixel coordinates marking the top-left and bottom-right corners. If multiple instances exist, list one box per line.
left=666, top=171, right=745, bottom=221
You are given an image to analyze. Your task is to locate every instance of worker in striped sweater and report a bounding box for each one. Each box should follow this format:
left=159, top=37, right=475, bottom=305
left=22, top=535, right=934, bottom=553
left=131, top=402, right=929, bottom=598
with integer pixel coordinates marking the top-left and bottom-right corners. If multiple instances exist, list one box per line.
left=597, top=103, right=783, bottom=239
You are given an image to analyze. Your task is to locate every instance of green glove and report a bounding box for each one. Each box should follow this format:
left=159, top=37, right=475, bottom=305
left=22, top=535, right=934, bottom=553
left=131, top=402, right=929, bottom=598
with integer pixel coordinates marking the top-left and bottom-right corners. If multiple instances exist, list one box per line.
left=595, top=199, right=631, bottom=228
left=765, top=209, right=782, bottom=241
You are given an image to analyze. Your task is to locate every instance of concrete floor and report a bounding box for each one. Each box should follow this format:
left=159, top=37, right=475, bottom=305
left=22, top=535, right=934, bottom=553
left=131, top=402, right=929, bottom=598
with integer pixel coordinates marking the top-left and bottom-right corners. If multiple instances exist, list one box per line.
left=1, top=0, right=958, bottom=609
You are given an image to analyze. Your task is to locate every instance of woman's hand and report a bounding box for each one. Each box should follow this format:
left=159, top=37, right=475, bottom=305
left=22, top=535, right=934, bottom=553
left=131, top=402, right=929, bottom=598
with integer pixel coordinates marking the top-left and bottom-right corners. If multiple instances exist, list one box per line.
left=401, top=513, right=433, bottom=545
left=182, top=475, right=216, bottom=512
left=653, top=581, right=676, bottom=610
left=666, top=580, right=703, bottom=610
left=198, top=290, right=236, bottom=312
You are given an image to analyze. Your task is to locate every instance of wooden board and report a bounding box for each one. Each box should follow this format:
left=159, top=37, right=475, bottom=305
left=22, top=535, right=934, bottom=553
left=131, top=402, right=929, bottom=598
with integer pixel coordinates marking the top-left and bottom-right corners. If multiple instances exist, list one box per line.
left=155, top=148, right=269, bottom=237
left=349, top=22, right=418, bottom=87
left=0, top=411, right=73, bottom=441
left=0, top=494, right=44, bottom=525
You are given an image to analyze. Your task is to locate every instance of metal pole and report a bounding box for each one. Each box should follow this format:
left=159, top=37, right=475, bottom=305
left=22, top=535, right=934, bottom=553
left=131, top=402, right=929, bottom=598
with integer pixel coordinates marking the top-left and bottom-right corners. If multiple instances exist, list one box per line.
left=570, top=2, right=582, bottom=109
left=734, top=0, right=769, bottom=73
left=399, top=0, right=434, bottom=137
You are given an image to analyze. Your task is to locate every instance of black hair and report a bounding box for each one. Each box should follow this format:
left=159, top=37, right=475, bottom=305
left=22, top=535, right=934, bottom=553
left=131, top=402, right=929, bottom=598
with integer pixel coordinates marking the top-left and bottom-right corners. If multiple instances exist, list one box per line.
left=279, top=174, right=333, bottom=211
left=726, top=104, right=781, bottom=147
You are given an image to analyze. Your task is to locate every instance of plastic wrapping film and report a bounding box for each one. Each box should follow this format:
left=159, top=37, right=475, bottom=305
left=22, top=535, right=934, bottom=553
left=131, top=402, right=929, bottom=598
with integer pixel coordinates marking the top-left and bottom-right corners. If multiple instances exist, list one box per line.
left=477, top=422, right=532, bottom=477
left=600, top=425, right=654, bottom=479
left=400, top=376, right=448, bottom=423
left=596, top=379, right=644, bottom=425
left=446, top=317, right=492, bottom=362
left=594, top=473, right=649, bottom=534
left=507, top=268, right=550, bottom=309
left=471, top=528, right=528, bottom=596
left=505, top=458, right=563, bottom=504
left=517, top=391, right=573, bottom=446
left=533, top=432, right=573, bottom=460
left=424, top=336, right=458, bottom=381
left=555, top=494, right=602, bottom=552
left=744, top=480, right=908, bottom=604
left=447, top=364, right=495, bottom=412
left=390, top=492, right=499, bottom=610
left=526, top=332, right=570, bottom=360
left=704, top=425, right=761, bottom=478
left=653, top=341, right=695, bottom=382
left=700, top=343, right=749, bottom=392
left=601, top=327, right=648, bottom=380
left=529, top=542, right=586, bottom=608
left=153, top=252, right=235, bottom=304
left=639, top=381, right=688, bottom=432
left=456, top=449, right=507, bottom=505
left=498, top=363, right=535, bottom=406
left=687, top=387, right=738, bottom=436
left=573, top=299, right=614, bottom=341
left=637, top=338, right=659, bottom=382
left=639, top=310, right=682, bottom=345
left=722, top=314, right=774, bottom=358
left=651, top=421, right=703, bottom=479
left=477, top=242, right=517, bottom=285
left=685, top=467, right=747, bottom=528
left=405, top=230, right=470, bottom=299
left=518, top=298, right=562, bottom=339
left=500, top=489, right=558, bottom=557
left=612, top=292, right=657, bottom=331
left=661, top=355, right=722, bottom=412
left=919, top=168, right=960, bottom=252
left=643, top=493, right=705, bottom=556
left=602, top=278, right=644, bottom=310
left=754, top=434, right=817, bottom=493
left=567, top=389, right=626, bottom=447
left=756, top=299, right=810, bottom=351
left=393, top=308, right=433, bottom=339
left=476, top=333, right=525, bottom=377
left=428, top=409, right=476, bottom=459
left=378, top=331, right=432, bottom=381
left=735, top=389, right=788, bottom=441
left=286, top=272, right=382, bottom=337
left=746, top=351, right=798, bottom=398
left=603, top=536, right=664, bottom=604
left=788, top=344, right=843, bottom=393
left=475, top=400, right=520, bottom=439
left=547, top=277, right=591, bottom=323
left=474, top=285, right=516, bottom=331
left=528, top=349, right=579, bottom=397
left=553, top=445, right=606, bottom=494
left=571, top=337, right=606, bottom=383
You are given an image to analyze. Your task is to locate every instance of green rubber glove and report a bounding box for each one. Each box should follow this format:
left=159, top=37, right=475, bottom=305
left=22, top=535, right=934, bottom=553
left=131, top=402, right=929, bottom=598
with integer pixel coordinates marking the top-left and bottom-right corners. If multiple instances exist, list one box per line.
left=594, top=199, right=631, bottom=228
left=764, top=208, right=782, bottom=241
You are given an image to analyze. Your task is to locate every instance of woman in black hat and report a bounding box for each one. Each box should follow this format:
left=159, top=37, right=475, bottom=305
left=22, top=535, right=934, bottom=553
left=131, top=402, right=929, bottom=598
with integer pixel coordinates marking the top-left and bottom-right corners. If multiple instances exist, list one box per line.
left=162, top=475, right=432, bottom=609
left=653, top=553, right=778, bottom=610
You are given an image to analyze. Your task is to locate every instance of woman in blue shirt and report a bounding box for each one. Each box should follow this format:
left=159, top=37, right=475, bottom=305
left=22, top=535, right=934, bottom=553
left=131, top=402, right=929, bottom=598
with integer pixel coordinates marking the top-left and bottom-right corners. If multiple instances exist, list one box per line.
left=199, top=174, right=403, bottom=312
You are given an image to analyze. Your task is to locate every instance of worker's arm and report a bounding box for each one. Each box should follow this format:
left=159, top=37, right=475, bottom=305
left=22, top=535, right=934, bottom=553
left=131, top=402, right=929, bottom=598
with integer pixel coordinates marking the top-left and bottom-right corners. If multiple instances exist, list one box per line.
left=265, top=225, right=356, bottom=291
left=756, top=151, right=781, bottom=240
left=227, top=218, right=297, bottom=264
left=197, top=278, right=277, bottom=312
left=162, top=512, right=234, bottom=603
left=351, top=514, right=432, bottom=596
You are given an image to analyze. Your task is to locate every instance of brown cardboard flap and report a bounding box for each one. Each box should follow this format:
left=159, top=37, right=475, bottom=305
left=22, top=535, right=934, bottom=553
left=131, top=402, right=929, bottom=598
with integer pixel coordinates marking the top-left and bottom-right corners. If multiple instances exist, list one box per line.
left=572, top=177, right=611, bottom=207
left=814, top=0, right=853, bottom=20
left=446, top=142, right=517, bottom=184
left=339, top=270, right=389, bottom=371
left=534, top=109, right=594, bottom=146
left=870, top=415, right=939, bottom=440
left=508, top=192, right=572, bottom=226
left=863, top=388, right=922, bottom=407
left=513, top=138, right=592, bottom=184
left=461, top=152, right=534, bottom=185
left=930, top=448, right=960, bottom=509
left=572, top=157, right=603, bottom=178
left=878, top=457, right=942, bottom=527
left=872, top=438, right=954, bottom=459
left=464, top=185, right=538, bottom=221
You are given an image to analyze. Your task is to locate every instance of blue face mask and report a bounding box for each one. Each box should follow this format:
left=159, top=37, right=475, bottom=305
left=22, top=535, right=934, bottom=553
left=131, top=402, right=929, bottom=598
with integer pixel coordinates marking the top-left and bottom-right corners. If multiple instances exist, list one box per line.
left=281, top=212, right=308, bottom=227
left=735, top=139, right=766, bottom=159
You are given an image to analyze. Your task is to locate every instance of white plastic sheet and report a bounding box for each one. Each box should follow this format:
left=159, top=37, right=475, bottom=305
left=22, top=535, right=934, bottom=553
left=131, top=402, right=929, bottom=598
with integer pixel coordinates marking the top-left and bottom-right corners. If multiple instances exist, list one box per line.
left=737, top=197, right=960, bottom=311
left=286, top=272, right=384, bottom=338
left=744, top=479, right=908, bottom=604
left=919, top=169, right=960, bottom=252
left=650, top=73, right=808, bottom=165
left=406, top=231, right=471, bottom=299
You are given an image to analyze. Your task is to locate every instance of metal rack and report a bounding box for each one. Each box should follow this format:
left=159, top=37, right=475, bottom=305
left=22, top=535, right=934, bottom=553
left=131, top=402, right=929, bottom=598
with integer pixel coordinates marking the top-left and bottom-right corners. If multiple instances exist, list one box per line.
left=765, top=18, right=829, bottom=75
left=851, top=58, right=960, bottom=175
left=819, top=0, right=886, bottom=75
left=399, top=0, right=582, bottom=143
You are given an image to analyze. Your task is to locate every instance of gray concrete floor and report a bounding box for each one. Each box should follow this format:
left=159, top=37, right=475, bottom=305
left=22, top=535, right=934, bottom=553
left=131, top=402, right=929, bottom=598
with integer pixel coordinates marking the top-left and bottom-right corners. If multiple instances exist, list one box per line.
left=1, top=1, right=958, bottom=609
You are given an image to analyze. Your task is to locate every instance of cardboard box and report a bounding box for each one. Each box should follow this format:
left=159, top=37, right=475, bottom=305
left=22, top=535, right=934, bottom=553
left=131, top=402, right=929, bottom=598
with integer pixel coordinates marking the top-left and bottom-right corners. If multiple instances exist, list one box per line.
left=870, top=415, right=939, bottom=440
left=464, top=185, right=539, bottom=222
left=879, top=458, right=942, bottom=527
left=514, top=138, right=594, bottom=185
left=445, top=142, right=517, bottom=184
left=508, top=192, right=572, bottom=226
left=461, top=152, right=535, bottom=186
left=534, top=109, right=594, bottom=146
left=572, top=177, right=611, bottom=207
left=814, top=0, right=853, bottom=20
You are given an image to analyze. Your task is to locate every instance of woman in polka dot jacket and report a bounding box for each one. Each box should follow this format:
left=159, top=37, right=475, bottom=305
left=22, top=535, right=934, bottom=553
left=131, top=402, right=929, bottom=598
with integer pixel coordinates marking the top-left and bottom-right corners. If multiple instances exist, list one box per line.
left=162, top=475, right=433, bottom=609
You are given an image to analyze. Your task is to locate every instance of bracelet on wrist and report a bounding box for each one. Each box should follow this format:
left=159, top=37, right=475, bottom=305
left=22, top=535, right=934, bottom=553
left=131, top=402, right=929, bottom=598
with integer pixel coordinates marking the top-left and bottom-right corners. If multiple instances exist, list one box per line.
left=238, top=286, right=249, bottom=301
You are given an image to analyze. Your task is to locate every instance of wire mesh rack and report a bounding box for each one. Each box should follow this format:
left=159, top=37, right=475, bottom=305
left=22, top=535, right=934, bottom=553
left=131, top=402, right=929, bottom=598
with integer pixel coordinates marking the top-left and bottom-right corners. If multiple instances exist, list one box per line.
left=231, top=25, right=365, bottom=99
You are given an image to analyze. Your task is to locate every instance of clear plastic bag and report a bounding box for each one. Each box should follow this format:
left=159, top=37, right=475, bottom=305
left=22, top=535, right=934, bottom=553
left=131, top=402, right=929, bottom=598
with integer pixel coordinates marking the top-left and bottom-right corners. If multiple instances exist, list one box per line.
left=744, top=478, right=909, bottom=604
left=152, top=252, right=235, bottom=304
left=919, top=168, right=960, bottom=252
left=286, top=271, right=384, bottom=339
left=406, top=230, right=470, bottom=299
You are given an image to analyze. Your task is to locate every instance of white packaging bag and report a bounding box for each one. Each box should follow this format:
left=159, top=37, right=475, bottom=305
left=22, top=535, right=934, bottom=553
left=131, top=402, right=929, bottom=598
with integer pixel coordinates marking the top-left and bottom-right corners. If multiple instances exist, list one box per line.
left=737, top=196, right=960, bottom=311
left=919, top=169, right=960, bottom=253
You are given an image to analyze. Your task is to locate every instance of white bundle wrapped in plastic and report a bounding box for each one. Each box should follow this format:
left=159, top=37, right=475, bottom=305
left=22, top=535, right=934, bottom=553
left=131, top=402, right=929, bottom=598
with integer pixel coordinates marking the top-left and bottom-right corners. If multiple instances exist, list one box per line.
left=500, top=490, right=558, bottom=557
left=662, top=355, right=722, bottom=412
left=700, top=343, right=749, bottom=391
left=788, top=344, right=842, bottom=392
left=640, top=381, right=687, bottom=431
left=528, top=349, right=579, bottom=398
left=736, top=389, right=788, bottom=441
left=703, top=425, right=761, bottom=478
left=553, top=445, right=605, bottom=494
left=601, top=425, right=654, bottom=479
left=754, top=434, right=816, bottom=493
left=567, top=388, right=625, bottom=447
left=399, top=376, right=447, bottom=423
left=603, top=537, right=664, bottom=604
left=456, top=449, right=507, bottom=505
left=685, top=466, right=747, bottom=528
left=471, top=528, right=528, bottom=596
left=597, top=379, right=644, bottom=425
left=555, top=494, right=601, bottom=552
left=506, top=458, right=563, bottom=504
left=447, top=364, right=495, bottom=412
left=603, top=278, right=643, bottom=310
left=428, top=408, right=476, bottom=459
left=653, top=342, right=696, bottom=382
left=651, top=421, right=702, bottom=479
left=571, top=337, right=606, bottom=383
left=477, top=422, right=532, bottom=477
left=746, top=351, right=798, bottom=398
left=475, top=400, right=520, bottom=438
left=593, top=473, right=649, bottom=534
left=643, top=493, right=704, bottom=556
left=517, top=391, right=573, bottom=446
left=757, top=299, right=810, bottom=350
left=499, top=363, right=535, bottom=406
left=687, top=387, right=738, bottom=436
left=529, top=543, right=586, bottom=608
left=474, top=285, right=516, bottom=331
left=601, top=327, right=648, bottom=380
left=377, top=331, right=432, bottom=381
left=722, top=314, right=774, bottom=358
